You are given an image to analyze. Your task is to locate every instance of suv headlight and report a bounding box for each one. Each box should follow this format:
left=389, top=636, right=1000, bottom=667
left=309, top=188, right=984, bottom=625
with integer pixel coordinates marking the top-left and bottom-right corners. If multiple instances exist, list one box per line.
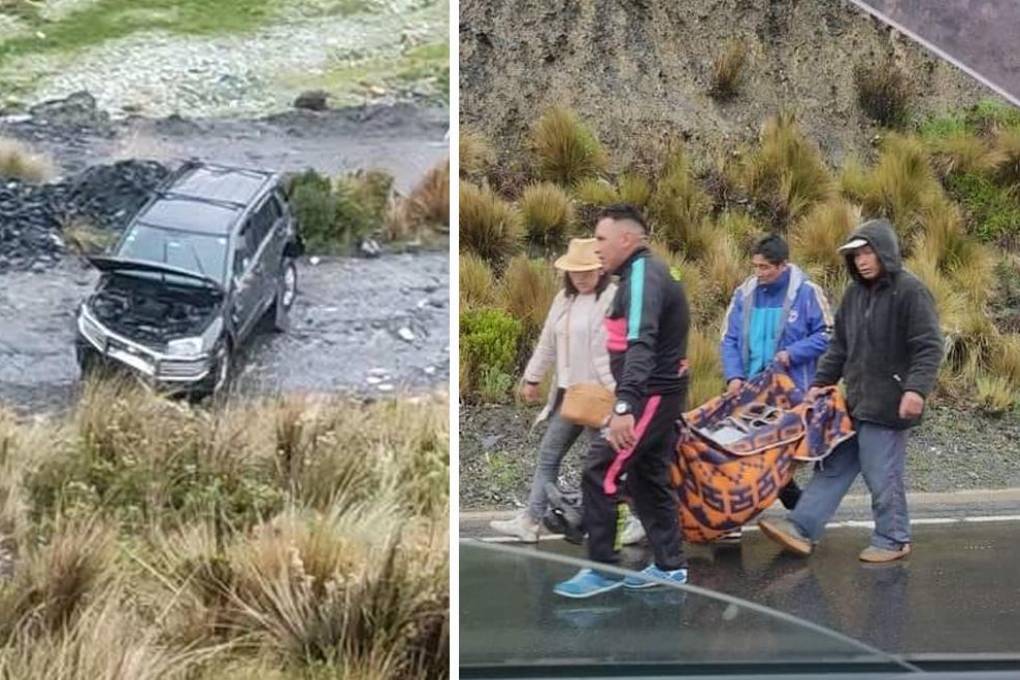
left=166, top=337, right=205, bottom=357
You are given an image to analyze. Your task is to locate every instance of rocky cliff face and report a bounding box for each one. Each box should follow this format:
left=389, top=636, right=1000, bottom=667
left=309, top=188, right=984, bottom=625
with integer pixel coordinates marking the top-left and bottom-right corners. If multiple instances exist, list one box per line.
left=460, top=0, right=1000, bottom=168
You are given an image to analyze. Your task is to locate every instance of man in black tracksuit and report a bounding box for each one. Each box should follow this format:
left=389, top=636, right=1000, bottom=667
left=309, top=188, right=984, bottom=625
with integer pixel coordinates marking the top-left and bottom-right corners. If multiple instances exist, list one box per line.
left=759, top=218, right=944, bottom=563
left=554, top=204, right=691, bottom=598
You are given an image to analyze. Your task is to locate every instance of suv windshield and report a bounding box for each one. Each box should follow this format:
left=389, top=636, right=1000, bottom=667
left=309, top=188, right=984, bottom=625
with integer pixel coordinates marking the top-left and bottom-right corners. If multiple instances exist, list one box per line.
left=460, top=540, right=916, bottom=676
left=117, top=224, right=228, bottom=284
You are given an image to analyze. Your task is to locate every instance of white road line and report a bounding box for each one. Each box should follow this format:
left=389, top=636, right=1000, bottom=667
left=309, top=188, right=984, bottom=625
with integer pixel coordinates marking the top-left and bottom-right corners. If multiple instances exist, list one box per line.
left=472, top=514, right=1020, bottom=542
left=962, top=514, right=1020, bottom=523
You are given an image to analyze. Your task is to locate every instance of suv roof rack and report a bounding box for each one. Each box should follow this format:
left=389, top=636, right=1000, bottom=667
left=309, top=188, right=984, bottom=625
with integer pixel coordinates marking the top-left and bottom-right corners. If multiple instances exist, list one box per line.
left=154, top=191, right=248, bottom=211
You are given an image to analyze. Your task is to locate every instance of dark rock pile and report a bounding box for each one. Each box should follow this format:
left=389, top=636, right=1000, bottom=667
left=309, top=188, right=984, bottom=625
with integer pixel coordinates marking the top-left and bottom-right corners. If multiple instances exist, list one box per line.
left=0, top=160, right=169, bottom=271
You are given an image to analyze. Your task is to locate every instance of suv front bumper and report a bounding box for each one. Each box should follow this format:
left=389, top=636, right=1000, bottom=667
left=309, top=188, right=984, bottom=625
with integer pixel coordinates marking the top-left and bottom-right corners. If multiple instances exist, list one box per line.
left=76, top=311, right=213, bottom=385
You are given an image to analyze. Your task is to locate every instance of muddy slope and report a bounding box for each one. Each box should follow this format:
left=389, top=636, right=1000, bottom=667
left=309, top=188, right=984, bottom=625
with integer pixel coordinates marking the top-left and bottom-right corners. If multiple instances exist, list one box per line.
left=460, top=0, right=997, bottom=168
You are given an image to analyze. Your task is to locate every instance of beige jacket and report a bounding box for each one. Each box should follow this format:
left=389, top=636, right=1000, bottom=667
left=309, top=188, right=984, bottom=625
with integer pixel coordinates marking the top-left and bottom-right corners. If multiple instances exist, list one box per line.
left=523, top=284, right=617, bottom=423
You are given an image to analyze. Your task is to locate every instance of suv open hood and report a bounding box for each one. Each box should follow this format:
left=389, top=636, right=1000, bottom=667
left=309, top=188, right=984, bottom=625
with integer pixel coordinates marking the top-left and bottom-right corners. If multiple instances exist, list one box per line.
left=87, top=256, right=224, bottom=293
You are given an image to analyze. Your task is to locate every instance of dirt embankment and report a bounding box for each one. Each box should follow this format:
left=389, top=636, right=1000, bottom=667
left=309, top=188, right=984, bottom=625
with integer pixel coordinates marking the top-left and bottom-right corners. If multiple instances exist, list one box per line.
left=460, top=0, right=998, bottom=169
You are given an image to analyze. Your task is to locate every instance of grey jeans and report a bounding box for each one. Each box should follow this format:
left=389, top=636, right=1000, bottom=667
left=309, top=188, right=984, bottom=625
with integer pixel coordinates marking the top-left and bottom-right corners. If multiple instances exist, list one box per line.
left=790, top=421, right=911, bottom=551
left=526, top=404, right=593, bottom=522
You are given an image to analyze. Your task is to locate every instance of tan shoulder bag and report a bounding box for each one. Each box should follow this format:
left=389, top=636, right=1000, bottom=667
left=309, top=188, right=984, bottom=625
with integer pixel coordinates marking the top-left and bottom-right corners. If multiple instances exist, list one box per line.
left=558, top=299, right=614, bottom=428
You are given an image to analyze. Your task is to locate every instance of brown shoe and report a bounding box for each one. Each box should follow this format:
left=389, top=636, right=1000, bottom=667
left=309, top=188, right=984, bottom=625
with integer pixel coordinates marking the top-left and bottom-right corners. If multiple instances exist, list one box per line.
left=859, top=544, right=911, bottom=563
left=758, top=518, right=812, bottom=556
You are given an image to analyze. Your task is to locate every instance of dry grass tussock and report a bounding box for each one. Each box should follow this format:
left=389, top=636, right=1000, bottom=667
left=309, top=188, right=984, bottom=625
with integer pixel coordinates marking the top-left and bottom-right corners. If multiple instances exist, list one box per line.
left=460, top=182, right=522, bottom=267
left=709, top=41, right=748, bottom=101
left=518, top=182, right=574, bottom=251
left=843, top=134, right=944, bottom=237
left=686, top=325, right=725, bottom=410
left=0, top=379, right=449, bottom=679
left=853, top=57, right=913, bottom=128
left=926, top=130, right=1005, bottom=179
left=460, top=129, right=496, bottom=181
left=0, top=138, right=55, bottom=183
left=459, top=253, right=497, bottom=310
left=649, top=149, right=712, bottom=256
left=499, top=255, right=559, bottom=343
left=732, top=113, right=833, bottom=227
left=529, top=106, right=608, bottom=186
left=385, top=159, right=449, bottom=241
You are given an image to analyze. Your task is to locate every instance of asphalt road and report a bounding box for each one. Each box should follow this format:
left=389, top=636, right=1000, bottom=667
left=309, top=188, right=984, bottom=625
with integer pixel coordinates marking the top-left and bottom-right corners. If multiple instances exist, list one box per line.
left=461, top=519, right=1020, bottom=665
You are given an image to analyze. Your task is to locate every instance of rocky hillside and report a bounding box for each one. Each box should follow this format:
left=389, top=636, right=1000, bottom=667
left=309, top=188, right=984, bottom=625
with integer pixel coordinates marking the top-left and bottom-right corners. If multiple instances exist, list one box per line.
left=460, top=0, right=1000, bottom=169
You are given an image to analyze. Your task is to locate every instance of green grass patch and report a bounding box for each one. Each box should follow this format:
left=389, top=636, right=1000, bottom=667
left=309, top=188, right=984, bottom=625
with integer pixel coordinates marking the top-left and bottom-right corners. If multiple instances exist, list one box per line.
left=0, top=0, right=279, bottom=67
left=946, top=172, right=1020, bottom=242
left=282, top=39, right=449, bottom=104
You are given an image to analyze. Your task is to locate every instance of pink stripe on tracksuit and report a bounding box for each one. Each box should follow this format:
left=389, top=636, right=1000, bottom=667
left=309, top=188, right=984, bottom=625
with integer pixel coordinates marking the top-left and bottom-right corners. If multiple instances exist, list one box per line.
left=603, top=394, right=661, bottom=495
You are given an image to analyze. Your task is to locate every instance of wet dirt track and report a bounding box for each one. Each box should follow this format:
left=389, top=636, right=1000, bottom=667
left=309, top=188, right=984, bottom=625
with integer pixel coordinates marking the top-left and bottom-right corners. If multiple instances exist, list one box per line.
left=0, top=251, right=448, bottom=414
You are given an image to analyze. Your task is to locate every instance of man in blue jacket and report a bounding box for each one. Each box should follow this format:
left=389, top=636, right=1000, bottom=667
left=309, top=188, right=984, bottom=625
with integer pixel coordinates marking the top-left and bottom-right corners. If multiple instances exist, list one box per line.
left=719, top=234, right=833, bottom=525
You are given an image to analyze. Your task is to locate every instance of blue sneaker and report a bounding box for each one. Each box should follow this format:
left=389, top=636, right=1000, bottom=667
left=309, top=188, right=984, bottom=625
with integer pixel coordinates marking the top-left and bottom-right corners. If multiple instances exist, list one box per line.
left=553, top=568, right=624, bottom=599
left=623, top=564, right=689, bottom=590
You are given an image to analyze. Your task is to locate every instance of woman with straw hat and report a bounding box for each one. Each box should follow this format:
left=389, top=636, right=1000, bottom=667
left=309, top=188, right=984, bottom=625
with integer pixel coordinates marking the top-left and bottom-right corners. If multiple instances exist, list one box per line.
left=490, top=238, right=643, bottom=544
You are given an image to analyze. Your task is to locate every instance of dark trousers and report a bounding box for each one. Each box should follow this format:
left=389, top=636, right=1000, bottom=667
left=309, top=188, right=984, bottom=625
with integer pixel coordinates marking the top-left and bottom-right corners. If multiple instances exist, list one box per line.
left=582, top=391, right=686, bottom=570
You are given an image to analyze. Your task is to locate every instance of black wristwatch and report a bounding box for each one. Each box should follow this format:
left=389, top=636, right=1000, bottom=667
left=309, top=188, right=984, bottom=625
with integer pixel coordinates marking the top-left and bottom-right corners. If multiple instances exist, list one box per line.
left=613, top=400, right=632, bottom=416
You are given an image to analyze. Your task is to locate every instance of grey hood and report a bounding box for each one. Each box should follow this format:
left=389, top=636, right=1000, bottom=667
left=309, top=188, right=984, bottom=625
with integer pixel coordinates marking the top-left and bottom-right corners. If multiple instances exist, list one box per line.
left=843, top=218, right=902, bottom=284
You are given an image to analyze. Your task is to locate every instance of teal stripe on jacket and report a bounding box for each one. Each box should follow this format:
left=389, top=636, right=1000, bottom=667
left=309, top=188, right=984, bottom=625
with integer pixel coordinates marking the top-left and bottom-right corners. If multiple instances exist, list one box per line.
left=627, top=257, right=645, bottom=340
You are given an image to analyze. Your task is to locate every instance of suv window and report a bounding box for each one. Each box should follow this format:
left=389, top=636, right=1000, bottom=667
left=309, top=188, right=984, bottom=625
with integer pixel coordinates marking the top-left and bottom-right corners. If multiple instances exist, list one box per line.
left=250, top=200, right=276, bottom=247
left=267, top=195, right=283, bottom=223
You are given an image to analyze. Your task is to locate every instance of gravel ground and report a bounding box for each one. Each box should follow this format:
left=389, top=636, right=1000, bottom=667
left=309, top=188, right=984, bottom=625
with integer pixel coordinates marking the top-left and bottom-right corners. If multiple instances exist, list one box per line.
left=1, top=0, right=446, bottom=118
left=459, top=402, right=1020, bottom=511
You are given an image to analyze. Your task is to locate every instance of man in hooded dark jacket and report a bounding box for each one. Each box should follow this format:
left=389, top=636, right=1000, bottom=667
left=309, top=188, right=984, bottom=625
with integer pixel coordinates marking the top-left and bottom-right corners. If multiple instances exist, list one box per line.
left=758, top=219, right=943, bottom=563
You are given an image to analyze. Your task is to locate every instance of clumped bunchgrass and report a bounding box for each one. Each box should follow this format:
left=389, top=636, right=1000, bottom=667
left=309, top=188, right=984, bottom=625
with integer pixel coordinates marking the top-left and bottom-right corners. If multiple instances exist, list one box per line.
left=789, top=199, right=859, bottom=291
left=518, top=182, right=574, bottom=251
left=616, top=173, right=653, bottom=208
left=498, top=255, right=559, bottom=345
left=992, top=128, right=1020, bottom=188
left=385, top=160, right=449, bottom=242
left=717, top=211, right=766, bottom=256
left=459, top=182, right=522, bottom=267
left=459, top=253, right=497, bottom=310
left=854, top=56, right=913, bottom=127
left=529, top=107, right=608, bottom=186
left=845, top=134, right=944, bottom=237
left=976, top=373, right=1018, bottom=414
left=649, top=149, right=712, bottom=255
left=709, top=41, right=748, bottom=101
left=460, top=129, right=495, bottom=181
left=733, top=113, right=833, bottom=227
left=572, top=177, right=619, bottom=207
left=0, top=380, right=449, bottom=679
left=0, top=138, right=54, bottom=183
left=686, top=325, right=725, bottom=410
left=926, top=130, right=1004, bottom=178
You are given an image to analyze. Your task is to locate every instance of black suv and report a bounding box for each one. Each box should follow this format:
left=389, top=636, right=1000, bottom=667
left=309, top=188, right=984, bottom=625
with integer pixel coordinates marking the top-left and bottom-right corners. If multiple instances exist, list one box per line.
left=75, top=161, right=304, bottom=397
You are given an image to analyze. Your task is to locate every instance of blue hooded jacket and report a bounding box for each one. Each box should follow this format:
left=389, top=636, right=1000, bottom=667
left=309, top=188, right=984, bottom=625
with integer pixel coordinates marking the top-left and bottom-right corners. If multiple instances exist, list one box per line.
left=720, top=264, right=833, bottom=393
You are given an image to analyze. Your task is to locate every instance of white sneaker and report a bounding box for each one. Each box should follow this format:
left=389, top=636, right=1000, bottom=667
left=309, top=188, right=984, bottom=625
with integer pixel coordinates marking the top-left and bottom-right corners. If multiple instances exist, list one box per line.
left=490, top=512, right=540, bottom=542
left=620, top=514, right=646, bottom=545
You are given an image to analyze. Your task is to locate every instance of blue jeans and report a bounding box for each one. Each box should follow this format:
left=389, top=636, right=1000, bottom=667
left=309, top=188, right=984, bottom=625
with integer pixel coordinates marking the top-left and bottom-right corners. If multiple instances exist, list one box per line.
left=790, top=422, right=910, bottom=551
left=526, top=407, right=592, bottom=522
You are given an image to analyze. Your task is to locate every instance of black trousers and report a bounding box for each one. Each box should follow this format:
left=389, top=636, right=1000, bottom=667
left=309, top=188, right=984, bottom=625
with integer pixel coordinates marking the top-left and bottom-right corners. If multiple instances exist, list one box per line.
left=582, top=391, right=686, bottom=570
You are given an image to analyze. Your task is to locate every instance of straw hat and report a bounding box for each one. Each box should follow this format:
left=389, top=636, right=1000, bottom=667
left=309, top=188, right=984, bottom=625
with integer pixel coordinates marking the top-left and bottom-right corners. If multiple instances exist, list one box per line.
left=554, top=238, right=601, bottom=272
